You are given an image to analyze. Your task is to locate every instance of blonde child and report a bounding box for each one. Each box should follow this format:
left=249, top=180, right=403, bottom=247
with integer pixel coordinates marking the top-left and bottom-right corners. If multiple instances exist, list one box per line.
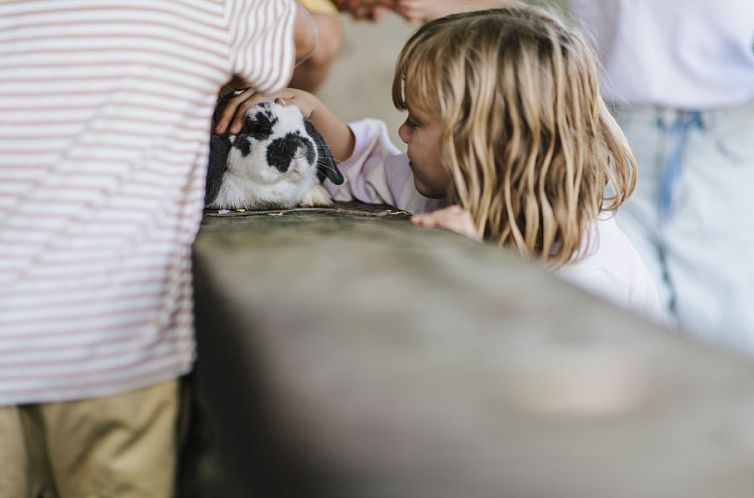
left=216, top=5, right=665, bottom=323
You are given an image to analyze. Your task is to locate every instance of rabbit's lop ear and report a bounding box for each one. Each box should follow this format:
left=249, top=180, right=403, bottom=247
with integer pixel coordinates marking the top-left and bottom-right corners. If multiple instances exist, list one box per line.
left=305, top=120, right=344, bottom=186
left=205, top=134, right=231, bottom=207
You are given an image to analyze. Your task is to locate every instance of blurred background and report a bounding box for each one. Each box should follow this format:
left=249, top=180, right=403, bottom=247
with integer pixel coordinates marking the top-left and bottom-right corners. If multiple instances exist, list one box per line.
left=317, top=1, right=567, bottom=147
left=317, top=12, right=414, bottom=147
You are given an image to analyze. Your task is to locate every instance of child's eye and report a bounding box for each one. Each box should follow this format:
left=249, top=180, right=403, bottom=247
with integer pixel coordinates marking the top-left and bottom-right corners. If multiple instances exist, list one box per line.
left=405, top=116, right=419, bottom=129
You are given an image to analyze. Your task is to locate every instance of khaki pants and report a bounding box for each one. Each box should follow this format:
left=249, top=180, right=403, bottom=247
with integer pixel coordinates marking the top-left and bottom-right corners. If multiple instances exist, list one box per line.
left=0, top=380, right=183, bottom=498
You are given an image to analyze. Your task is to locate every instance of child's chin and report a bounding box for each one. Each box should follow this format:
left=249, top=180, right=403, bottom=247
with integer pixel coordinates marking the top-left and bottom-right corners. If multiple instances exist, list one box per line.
left=413, top=181, right=444, bottom=199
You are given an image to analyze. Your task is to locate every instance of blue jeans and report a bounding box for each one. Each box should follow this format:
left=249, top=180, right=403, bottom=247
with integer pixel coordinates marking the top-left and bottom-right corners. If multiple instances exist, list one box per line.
left=612, top=101, right=754, bottom=354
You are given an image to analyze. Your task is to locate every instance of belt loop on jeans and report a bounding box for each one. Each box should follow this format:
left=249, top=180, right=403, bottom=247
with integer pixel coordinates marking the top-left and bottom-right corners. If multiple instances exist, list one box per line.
left=659, top=110, right=704, bottom=220
left=655, top=106, right=677, bottom=130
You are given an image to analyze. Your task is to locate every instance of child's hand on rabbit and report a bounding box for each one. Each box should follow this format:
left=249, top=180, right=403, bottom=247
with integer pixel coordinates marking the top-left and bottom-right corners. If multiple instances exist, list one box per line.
left=214, top=88, right=321, bottom=135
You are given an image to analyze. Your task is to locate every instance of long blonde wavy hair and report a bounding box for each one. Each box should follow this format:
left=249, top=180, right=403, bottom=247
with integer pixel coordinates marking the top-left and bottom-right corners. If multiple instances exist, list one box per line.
left=392, top=5, right=637, bottom=266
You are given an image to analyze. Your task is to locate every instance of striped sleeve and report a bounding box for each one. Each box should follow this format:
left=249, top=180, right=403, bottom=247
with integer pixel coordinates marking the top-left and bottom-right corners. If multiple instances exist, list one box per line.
left=225, top=0, right=296, bottom=93
left=0, top=0, right=302, bottom=405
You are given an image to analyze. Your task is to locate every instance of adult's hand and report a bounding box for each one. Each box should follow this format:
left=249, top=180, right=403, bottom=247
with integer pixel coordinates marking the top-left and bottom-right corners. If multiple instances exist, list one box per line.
left=213, top=88, right=321, bottom=135
left=332, top=0, right=396, bottom=20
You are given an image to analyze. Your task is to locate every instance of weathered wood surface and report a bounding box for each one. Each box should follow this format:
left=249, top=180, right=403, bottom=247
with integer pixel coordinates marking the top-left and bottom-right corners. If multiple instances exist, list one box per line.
left=188, top=202, right=754, bottom=498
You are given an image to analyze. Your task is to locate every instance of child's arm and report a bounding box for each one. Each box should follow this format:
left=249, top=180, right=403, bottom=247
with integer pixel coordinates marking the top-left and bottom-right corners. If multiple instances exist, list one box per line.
left=275, top=90, right=356, bottom=163
left=214, top=88, right=445, bottom=212
left=214, top=88, right=355, bottom=162
left=325, top=118, right=446, bottom=213
left=281, top=91, right=444, bottom=212
left=293, top=3, right=319, bottom=65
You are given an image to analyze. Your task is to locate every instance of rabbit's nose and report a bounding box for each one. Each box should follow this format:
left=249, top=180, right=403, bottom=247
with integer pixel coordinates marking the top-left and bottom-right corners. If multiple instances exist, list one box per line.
left=291, top=154, right=312, bottom=174
left=267, top=133, right=314, bottom=174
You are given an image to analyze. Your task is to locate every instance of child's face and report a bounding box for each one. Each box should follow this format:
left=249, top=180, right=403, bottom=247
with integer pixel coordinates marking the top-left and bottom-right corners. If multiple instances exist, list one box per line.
left=398, top=105, right=450, bottom=199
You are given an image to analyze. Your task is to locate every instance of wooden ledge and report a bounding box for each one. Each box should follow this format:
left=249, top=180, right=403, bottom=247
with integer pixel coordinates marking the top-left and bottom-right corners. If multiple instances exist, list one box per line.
left=186, top=202, right=754, bottom=498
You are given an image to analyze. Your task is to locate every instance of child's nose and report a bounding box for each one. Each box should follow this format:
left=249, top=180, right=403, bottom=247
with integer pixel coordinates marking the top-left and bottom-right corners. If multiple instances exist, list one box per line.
left=398, top=123, right=410, bottom=144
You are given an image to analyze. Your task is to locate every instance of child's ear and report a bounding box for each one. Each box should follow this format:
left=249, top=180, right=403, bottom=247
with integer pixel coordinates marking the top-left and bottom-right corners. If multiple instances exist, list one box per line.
left=305, top=120, right=344, bottom=185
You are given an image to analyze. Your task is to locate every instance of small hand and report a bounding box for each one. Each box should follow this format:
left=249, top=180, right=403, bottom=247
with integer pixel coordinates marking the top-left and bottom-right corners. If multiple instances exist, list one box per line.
left=267, top=89, right=321, bottom=120
left=394, top=0, right=426, bottom=24
left=213, top=88, right=320, bottom=135
left=213, top=87, right=256, bottom=135
left=332, top=0, right=397, bottom=20
left=411, top=205, right=482, bottom=241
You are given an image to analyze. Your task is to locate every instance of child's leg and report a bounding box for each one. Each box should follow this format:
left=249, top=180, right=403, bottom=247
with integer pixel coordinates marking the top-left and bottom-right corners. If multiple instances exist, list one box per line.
left=660, top=103, right=754, bottom=351
left=610, top=106, right=675, bottom=317
left=614, top=102, right=754, bottom=353
left=291, top=1, right=343, bottom=93
left=0, top=405, right=53, bottom=497
left=41, top=379, right=183, bottom=498
left=395, top=0, right=510, bottom=23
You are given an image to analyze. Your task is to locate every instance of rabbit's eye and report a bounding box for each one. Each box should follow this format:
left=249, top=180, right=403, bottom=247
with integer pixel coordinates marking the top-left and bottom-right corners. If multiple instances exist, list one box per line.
left=244, top=109, right=277, bottom=141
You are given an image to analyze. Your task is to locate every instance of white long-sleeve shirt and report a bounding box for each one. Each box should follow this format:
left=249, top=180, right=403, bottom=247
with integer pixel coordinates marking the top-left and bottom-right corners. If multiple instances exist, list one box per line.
left=326, top=119, right=665, bottom=325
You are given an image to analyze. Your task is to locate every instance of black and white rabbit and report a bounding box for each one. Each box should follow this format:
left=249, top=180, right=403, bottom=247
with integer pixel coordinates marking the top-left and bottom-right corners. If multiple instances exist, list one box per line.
left=205, top=101, right=344, bottom=210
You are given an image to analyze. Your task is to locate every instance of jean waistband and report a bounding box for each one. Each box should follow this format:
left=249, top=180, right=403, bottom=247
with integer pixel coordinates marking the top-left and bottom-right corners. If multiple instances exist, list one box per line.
left=608, top=99, right=754, bottom=129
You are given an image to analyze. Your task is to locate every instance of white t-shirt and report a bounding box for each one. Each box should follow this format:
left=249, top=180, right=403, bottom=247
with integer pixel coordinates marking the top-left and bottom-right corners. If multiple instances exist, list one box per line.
left=569, top=0, right=754, bottom=108
left=557, top=216, right=666, bottom=326
left=326, top=119, right=665, bottom=324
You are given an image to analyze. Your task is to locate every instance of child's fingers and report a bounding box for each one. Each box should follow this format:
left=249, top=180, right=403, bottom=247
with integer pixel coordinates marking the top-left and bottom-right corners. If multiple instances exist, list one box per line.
left=353, top=6, right=370, bottom=19
left=410, top=215, right=434, bottom=227
left=411, top=213, right=446, bottom=229
left=229, top=92, right=276, bottom=134
left=214, top=88, right=254, bottom=134
left=395, top=0, right=424, bottom=23
left=218, top=75, right=251, bottom=99
left=369, top=6, right=390, bottom=21
left=215, top=90, right=292, bottom=135
left=215, top=88, right=315, bottom=134
left=411, top=206, right=481, bottom=240
left=375, top=0, right=397, bottom=8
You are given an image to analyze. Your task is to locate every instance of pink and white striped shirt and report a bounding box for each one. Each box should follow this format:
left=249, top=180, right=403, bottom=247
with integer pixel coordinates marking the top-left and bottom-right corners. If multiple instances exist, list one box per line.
left=0, top=0, right=295, bottom=405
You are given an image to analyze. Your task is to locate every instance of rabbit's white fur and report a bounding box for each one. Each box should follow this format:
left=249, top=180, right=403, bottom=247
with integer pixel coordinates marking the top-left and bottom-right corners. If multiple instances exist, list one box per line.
left=206, top=102, right=337, bottom=210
